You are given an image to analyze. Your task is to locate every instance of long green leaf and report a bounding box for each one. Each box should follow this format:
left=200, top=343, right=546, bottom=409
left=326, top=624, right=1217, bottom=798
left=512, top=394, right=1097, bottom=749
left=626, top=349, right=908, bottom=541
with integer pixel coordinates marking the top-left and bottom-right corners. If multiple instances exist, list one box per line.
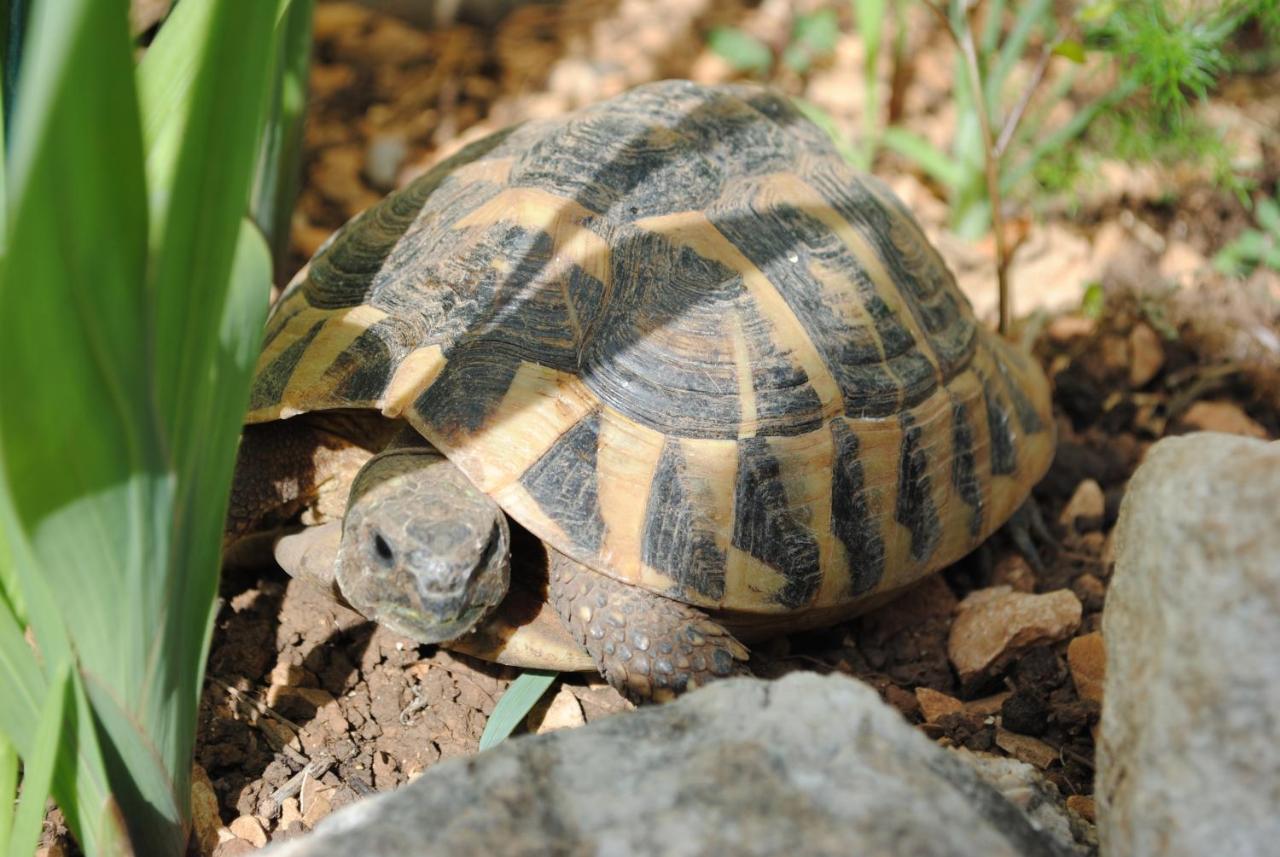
left=479, top=671, right=559, bottom=751
left=7, top=663, right=71, bottom=857
left=987, top=0, right=1051, bottom=113
left=0, top=732, right=16, bottom=847
left=251, top=0, right=315, bottom=264
left=144, top=0, right=278, bottom=812
left=881, top=127, right=966, bottom=188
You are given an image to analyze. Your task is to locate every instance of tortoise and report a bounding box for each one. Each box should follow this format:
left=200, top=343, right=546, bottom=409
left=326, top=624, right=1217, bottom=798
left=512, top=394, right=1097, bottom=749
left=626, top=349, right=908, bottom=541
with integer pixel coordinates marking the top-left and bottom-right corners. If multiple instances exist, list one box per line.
left=226, top=80, right=1055, bottom=703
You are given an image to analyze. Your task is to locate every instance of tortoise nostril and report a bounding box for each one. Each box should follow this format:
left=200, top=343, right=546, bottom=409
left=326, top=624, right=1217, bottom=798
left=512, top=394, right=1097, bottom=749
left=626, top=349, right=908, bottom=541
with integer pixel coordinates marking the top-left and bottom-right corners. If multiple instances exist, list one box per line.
left=372, top=531, right=395, bottom=565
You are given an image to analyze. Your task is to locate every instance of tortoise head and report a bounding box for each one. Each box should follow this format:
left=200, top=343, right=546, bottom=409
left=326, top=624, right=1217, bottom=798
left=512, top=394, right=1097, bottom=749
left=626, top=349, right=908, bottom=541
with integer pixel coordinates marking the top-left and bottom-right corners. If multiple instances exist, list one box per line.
left=336, top=447, right=510, bottom=643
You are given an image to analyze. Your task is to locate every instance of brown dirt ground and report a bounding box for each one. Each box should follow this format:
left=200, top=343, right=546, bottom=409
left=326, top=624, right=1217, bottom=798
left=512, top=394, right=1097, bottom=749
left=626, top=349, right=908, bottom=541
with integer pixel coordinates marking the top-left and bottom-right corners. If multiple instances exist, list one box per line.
left=53, top=2, right=1280, bottom=854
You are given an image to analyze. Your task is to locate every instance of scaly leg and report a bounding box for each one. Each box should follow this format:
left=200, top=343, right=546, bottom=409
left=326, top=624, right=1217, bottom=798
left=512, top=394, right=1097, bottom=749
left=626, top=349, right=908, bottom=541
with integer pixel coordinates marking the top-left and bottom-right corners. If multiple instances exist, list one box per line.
left=547, top=548, right=750, bottom=703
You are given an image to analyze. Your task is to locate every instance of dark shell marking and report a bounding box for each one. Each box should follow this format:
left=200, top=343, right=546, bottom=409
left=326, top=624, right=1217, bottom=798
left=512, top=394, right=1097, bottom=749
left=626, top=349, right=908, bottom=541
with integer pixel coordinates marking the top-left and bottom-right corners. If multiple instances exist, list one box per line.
left=247, top=81, right=1054, bottom=615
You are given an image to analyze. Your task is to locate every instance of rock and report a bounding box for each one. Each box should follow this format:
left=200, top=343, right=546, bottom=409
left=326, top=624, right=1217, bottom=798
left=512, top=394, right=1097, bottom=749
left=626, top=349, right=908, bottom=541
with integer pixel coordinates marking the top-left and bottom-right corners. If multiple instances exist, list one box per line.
left=529, top=685, right=586, bottom=734
left=190, top=763, right=226, bottom=857
left=279, top=797, right=303, bottom=830
left=1178, top=400, right=1268, bottom=439
left=228, top=815, right=268, bottom=849
left=1046, top=315, right=1095, bottom=344
left=1127, top=322, right=1164, bottom=387
left=916, top=686, right=963, bottom=723
left=1066, top=633, right=1105, bottom=704
left=212, top=840, right=257, bottom=857
left=263, top=674, right=1075, bottom=857
left=1066, top=796, right=1096, bottom=824
left=954, top=750, right=1089, bottom=856
left=1059, top=479, right=1105, bottom=531
left=1099, top=434, right=1280, bottom=857
left=948, top=587, right=1083, bottom=686
left=1158, top=240, right=1205, bottom=286
left=992, top=553, right=1036, bottom=593
left=995, top=729, right=1059, bottom=770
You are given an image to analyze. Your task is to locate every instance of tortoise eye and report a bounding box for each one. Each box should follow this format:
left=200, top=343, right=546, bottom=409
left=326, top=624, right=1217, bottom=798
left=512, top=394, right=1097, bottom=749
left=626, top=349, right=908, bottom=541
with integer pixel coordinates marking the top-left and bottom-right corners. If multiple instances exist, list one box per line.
left=371, top=531, right=395, bottom=566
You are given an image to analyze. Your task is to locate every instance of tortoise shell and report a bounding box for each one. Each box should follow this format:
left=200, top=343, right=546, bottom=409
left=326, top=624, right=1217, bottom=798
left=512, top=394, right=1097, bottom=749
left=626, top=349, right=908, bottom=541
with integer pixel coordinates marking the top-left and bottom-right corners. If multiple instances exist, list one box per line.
left=247, top=80, right=1054, bottom=617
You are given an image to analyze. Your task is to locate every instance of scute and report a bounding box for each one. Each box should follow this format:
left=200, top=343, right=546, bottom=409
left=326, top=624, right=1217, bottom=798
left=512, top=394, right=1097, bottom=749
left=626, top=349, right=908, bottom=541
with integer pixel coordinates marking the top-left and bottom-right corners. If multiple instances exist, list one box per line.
left=246, top=80, right=1054, bottom=615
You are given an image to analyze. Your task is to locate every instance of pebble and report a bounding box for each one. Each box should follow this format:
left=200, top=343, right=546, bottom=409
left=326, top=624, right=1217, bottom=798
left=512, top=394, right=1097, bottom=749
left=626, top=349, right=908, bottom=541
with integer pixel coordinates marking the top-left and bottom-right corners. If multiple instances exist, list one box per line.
left=229, top=815, right=269, bottom=849
left=991, top=553, right=1036, bottom=593
left=1070, top=574, right=1106, bottom=612
left=1066, top=795, right=1097, bottom=824
left=994, top=728, right=1059, bottom=770
left=212, top=840, right=257, bottom=857
left=915, top=687, right=963, bottom=723
left=1127, top=322, right=1164, bottom=387
left=1046, top=314, right=1096, bottom=344
left=1178, top=401, right=1268, bottom=438
left=190, top=763, right=226, bottom=857
left=279, top=797, right=304, bottom=830
left=948, top=587, right=1083, bottom=686
left=530, top=685, right=586, bottom=734
left=1059, top=479, right=1105, bottom=531
left=301, top=779, right=336, bottom=829
left=1158, top=240, right=1206, bottom=286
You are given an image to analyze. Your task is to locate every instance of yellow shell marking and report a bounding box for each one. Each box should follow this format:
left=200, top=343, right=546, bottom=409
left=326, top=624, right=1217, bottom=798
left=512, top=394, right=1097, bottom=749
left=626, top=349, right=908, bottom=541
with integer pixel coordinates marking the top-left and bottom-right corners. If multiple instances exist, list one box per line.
left=633, top=209, right=843, bottom=417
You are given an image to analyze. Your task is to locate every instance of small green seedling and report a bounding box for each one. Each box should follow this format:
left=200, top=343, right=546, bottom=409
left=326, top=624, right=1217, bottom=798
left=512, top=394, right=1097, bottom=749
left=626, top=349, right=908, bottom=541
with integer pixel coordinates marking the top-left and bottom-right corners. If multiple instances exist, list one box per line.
left=1215, top=195, right=1280, bottom=276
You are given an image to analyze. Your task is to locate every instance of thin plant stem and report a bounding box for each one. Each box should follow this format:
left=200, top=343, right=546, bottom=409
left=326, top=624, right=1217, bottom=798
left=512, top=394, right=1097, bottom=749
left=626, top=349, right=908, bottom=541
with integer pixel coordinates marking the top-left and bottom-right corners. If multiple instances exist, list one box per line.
left=995, top=39, right=1058, bottom=158
left=925, top=0, right=1012, bottom=335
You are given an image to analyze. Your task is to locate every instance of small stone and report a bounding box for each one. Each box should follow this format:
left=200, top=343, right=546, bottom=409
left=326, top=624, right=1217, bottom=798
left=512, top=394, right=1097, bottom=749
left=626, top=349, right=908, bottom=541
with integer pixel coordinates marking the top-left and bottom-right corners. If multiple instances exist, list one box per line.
left=995, top=728, right=1059, bottom=769
left=991, top=553, right=1035, bottom=592
left=365, top=134, right=408, bottom=191
left=1127, top=322, right=1165, bottom=387
left=1159, top=240, right=1205, bottom=286
left=948, top=587, right=1083, bottom=686
left=301, top=779, right=335, bottom=828
left=882, top=684, right=920, bottom=719
left=1178, top=401, right=1267, bottom=438
left=1066, top=795, right=1097, bottom=823
left=1071, top=573, right=1107, bottom=612
left=227, top=815, right=268, bottom=849
left=269, top=661, right=311, bottom=689
left=1067, top=633, right=1106, bottom=704
left=279, top=797, right=303, bottom=829
left=1060, top=479, right=1105, bottom=530
left=212, top=839, right=256, bottom=857
left=964, top=691, right=1012, bottom=717
left=528, top=685, right=586, bottom=735
left=1047, top=314, right=1095, bottom=343
left=190, top=763, right=224, bottom=857
left=915, top=687, right=963, bottom=723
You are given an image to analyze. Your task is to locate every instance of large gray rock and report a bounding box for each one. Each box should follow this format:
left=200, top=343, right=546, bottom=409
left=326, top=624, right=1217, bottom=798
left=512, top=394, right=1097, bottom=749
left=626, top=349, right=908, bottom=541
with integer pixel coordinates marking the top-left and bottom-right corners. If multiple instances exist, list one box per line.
left=1099, top=433, right=1280, bottom=857
left=266, top=673, right=1074, bottom=857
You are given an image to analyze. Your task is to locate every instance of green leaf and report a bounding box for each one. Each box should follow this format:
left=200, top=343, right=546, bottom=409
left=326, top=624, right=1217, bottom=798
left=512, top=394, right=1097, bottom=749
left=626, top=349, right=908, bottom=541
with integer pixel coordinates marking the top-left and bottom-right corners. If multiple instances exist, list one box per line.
left=881, top=127, right=966, bottom=188
left=1053, top=39, right=1087, bottom=63
left=479, top=671, right=559, bottom=752
left=0, top=733, right=16, bottom=848
left=1255, top=196, right=1280, bottom=234
left=1081, top=282, right=1106, bottom=319
left=852, top=0, right=887, bottom=61
left=252, top=0, right=316, bottom=263
left=707, top=27, right=773, bottom=74
left=7, top=663, right=71, bottom=857
left=988, top=0, right=1052, bottom=110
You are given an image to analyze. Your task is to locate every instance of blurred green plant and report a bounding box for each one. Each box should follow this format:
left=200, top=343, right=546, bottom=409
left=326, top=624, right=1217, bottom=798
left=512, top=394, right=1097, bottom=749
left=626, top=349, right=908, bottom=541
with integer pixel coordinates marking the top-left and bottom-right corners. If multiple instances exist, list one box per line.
left=0, top=0, right=309, bottom=853
left=709, top=9, right=840, bottom=77
left=1215, top=191, right=1280, bottom=276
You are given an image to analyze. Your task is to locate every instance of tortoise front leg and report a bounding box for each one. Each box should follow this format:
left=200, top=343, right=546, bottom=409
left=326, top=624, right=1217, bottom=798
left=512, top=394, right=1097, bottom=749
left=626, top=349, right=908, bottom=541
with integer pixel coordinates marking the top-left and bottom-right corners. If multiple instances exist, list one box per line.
left=547, top=549, right=750, bottom=703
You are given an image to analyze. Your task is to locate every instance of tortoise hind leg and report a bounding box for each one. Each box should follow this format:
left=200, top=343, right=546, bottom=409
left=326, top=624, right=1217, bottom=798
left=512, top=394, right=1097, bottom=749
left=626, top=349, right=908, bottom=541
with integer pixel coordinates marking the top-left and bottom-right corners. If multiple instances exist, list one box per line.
left=548, top=549, right=750, bottom=704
